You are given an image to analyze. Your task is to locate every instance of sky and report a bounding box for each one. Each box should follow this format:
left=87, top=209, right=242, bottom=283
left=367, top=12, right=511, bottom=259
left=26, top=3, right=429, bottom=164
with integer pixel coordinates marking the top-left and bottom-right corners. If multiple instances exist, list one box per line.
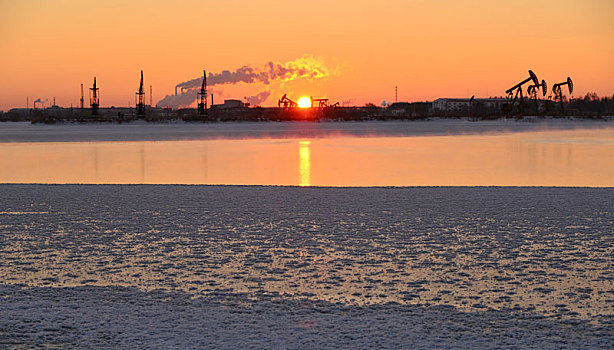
left=0, top=0, right=613, bottom=110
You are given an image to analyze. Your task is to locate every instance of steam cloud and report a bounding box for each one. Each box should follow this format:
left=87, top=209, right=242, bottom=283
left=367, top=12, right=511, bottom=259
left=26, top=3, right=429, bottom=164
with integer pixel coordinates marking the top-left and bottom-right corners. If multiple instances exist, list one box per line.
left=156, top=55, right=329, bottom=109
left=246, top=91, right=271, bottom=106
left=33, top=98, right=48, bottom=107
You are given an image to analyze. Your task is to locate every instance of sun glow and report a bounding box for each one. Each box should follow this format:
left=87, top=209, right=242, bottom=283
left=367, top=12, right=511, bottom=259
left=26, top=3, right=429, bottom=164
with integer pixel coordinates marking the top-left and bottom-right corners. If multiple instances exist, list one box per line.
left=297, top=97, right=312, bottom=108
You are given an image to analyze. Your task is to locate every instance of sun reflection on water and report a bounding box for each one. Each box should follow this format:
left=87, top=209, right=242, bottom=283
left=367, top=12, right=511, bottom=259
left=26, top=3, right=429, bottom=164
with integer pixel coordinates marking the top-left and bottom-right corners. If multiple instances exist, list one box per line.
left=299, top=140, right=311, bottom=186
left=0, top=128, right=613, bottom=186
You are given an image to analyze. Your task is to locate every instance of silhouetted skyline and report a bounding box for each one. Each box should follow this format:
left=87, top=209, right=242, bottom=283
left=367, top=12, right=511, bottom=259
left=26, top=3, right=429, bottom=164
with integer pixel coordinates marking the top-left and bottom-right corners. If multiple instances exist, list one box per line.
left=1, top=0, right=612, bottom=110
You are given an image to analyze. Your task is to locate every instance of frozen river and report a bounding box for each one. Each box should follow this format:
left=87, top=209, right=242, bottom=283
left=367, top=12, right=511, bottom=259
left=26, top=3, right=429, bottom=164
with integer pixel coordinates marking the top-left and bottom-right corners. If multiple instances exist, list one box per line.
left=1, top=120, right=613, bottom=348
left=0, top=120, right=613, bottom=186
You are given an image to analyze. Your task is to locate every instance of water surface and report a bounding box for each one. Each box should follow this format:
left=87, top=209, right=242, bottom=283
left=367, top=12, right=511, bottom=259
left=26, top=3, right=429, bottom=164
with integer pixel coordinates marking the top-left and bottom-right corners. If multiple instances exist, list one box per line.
left=1, top=125, right=612, bottom=186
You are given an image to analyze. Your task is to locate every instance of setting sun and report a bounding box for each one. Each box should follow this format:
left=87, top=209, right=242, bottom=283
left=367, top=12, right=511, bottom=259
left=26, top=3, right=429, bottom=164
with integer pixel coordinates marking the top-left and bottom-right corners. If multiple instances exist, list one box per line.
left=297, top=97, right=312, bottom=108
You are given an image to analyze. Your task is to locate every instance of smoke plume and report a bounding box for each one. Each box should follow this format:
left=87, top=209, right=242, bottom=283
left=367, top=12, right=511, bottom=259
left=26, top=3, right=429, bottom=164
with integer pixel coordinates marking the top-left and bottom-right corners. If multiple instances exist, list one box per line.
left=246, top=91, right=271, bottom=106
left=33, top=98, right=48, bottom=107
left=156, top=55, right=329, bottom=109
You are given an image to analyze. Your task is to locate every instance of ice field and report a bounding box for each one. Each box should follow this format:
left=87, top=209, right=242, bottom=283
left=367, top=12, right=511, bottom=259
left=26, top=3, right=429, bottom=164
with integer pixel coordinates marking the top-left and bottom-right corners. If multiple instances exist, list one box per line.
left=1, top=185, right=613, bottom=348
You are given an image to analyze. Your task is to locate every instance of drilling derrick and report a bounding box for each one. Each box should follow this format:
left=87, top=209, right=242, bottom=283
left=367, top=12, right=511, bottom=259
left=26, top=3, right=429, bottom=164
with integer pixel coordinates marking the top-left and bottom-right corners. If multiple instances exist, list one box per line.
left=89, top=77, right=99, bottom=116
left=136, top=70, right=145, bottom=118
left=506, top=70, right=539, bottom=114
left=197, top=70, right=208, bottom=116
left=552, top=77, right=573, bottom=114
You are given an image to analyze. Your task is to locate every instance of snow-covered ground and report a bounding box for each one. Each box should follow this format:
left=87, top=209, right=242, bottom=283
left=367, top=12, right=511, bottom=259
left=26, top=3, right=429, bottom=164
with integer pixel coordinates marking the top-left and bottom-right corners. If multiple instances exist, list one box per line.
left=0, top=119, right=612, bottom=142
left=1, top=185, right=613, bottom=348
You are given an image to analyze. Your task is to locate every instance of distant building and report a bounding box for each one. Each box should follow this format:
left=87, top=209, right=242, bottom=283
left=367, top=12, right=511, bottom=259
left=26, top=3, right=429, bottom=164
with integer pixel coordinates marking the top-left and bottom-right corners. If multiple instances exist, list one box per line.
left=432, top=98, right=508, bottom=112
left=387, top=102, right=432, bottom=117
left=211, top=99, right=247, bottom=109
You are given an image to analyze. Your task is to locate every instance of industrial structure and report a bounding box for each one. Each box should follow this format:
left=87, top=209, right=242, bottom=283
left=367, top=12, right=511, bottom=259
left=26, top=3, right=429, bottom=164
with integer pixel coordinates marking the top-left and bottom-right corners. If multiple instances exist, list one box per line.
left=311, top=98, right=340, bottom=108
left=4, top=67, right=589, bottom=123
left=278, top=94, right=297, bottom=108
left=80, top=84, right=84, bottom=110
left=89, top=77, right=99, bottom=116
left=277, top=94, right=339, bottom=109
left=136, top=70, right=145, bottom=118
left=527, top=79, right=547, bottom=112
left=197, top=70, right=208, bottom=116
left=506, top=70, right=539, bottom=113
left=552, top=77, right=574, bottom=113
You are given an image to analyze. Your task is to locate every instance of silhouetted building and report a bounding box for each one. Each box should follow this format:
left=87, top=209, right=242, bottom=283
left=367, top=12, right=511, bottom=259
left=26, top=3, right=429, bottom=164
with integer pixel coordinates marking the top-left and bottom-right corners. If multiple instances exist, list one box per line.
left=211, top=99, right=247, bottom=109
left=387, top=102, right=432, bottom=117
left=433, top=98, right=507, bottom=112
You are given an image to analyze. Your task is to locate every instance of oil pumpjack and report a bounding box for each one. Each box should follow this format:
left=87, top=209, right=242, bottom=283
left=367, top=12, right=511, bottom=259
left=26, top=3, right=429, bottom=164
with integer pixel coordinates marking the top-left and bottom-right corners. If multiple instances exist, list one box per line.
left=197, top=70, right=208, bottom=117
left=506, top=70, right=539, bottom=113
left=552, top=77, right=574, bottom=114
left=527, top=79, right=547, bottom=113
left=89, top=77, right=99, bottom=116
left=136, top=70, right=145, bottom=118
left=278, top=94, right=297, bottom=108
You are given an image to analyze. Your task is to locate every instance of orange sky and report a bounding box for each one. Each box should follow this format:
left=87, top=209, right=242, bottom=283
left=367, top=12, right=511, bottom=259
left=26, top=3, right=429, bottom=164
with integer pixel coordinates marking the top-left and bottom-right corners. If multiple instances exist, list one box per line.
left=1, top=0, right=612, bottom=110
